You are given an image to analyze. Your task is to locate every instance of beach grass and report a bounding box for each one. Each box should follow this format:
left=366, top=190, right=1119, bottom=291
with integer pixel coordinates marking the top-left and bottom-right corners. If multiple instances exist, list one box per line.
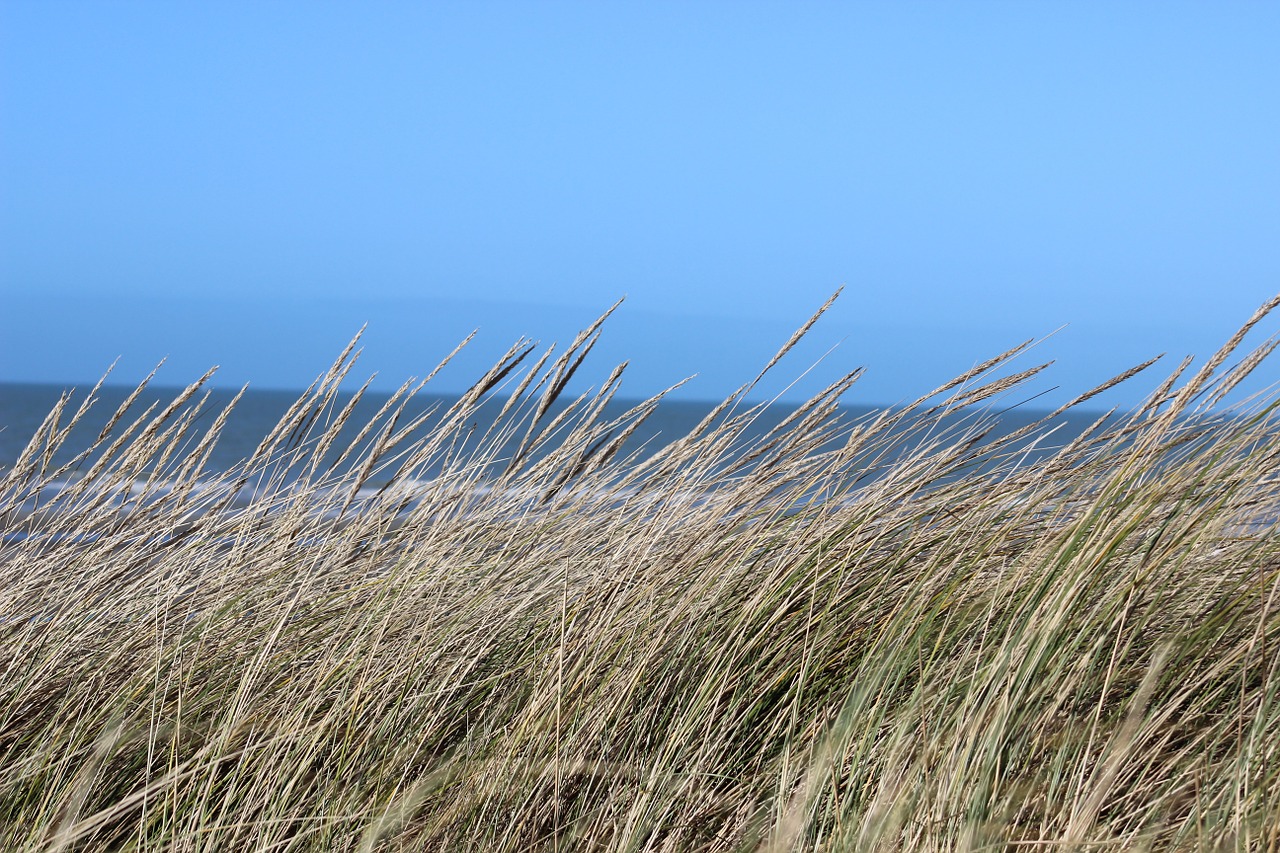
left=3, top=298, right=1280, bottom=851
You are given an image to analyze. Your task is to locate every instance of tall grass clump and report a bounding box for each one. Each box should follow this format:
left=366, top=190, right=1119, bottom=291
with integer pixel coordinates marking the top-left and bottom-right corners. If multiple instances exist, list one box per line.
left=3, top=295, right=1280, bottom=851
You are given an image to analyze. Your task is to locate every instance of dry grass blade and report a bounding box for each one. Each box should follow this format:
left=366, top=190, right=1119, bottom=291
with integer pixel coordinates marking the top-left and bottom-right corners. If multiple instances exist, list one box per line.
left=746, top=287, right=842, bottom=393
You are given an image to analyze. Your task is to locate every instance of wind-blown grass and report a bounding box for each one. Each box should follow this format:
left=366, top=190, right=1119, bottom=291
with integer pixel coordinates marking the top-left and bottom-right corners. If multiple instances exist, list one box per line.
left=3, top=297, right=1280, bottom=851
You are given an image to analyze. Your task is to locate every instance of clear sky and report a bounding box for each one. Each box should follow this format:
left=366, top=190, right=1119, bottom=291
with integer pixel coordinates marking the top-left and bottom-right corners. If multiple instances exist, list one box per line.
left=3, top=2, right=1279, bottom=408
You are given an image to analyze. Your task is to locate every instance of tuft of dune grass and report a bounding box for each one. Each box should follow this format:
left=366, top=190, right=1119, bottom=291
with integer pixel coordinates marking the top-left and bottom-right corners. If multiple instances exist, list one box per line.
left=2, top=296, right=1280, bottom=851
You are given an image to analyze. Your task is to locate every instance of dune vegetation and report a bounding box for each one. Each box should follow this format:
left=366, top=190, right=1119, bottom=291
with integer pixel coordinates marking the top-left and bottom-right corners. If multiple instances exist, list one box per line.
left=3, top=296, right=1280, bottom=852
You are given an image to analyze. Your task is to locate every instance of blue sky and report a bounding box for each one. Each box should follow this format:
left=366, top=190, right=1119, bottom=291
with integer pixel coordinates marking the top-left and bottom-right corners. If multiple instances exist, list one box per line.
left=3, top=2, right=1279, bottom=408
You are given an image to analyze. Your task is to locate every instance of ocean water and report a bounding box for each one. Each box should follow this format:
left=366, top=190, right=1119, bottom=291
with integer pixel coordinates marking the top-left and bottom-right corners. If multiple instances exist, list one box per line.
left=0, top=381, right=854, bottom=479
left=1, top=380, right=1115, bottom=536
left=0, top=381, right=1112, bottom=479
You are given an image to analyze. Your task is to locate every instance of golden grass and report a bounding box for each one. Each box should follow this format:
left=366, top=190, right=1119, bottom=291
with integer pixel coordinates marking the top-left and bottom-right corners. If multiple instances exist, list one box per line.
left=3, top=297, right=1280, bottom=851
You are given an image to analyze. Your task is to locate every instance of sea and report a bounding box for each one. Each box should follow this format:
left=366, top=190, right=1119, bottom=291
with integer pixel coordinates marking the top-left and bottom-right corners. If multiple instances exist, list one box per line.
left=0, top=381, right=1112, bottom=481
left=1, top=380, right=1119, bottom=540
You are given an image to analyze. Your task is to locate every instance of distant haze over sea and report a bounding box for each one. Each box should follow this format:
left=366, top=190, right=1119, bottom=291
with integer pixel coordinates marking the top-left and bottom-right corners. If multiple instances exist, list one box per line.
left=2, top=292, right=1238, bottom=413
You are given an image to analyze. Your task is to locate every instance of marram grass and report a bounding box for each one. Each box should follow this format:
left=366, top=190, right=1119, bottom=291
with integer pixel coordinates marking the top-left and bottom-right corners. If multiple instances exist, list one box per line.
left=4, top=298, right=1280, bottom=851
